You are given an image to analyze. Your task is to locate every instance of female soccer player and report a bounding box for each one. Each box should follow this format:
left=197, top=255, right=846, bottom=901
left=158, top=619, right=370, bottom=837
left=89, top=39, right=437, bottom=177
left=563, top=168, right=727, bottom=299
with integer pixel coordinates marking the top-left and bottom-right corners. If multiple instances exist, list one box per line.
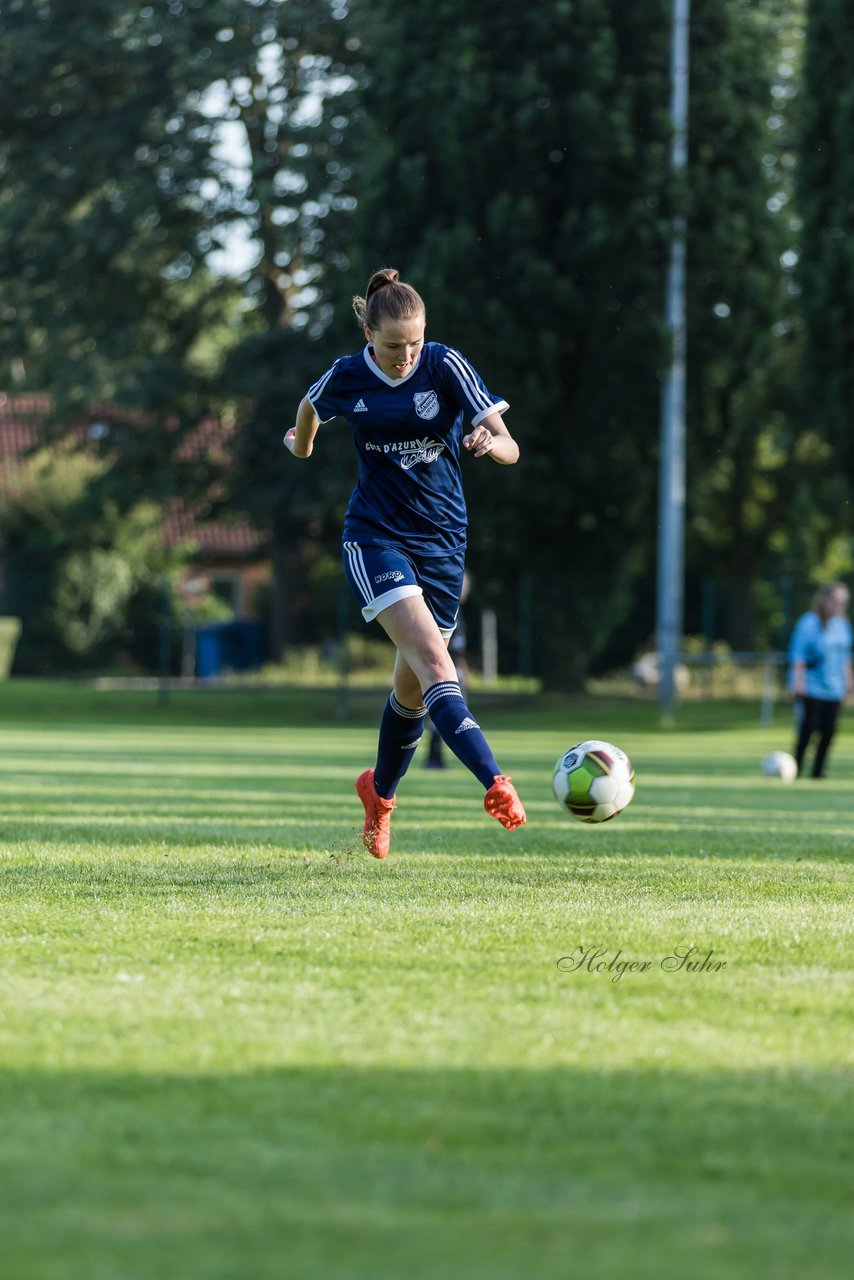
left=284, top=267, right=526, bottom=856
left=788, top=581, right=853, bottom=778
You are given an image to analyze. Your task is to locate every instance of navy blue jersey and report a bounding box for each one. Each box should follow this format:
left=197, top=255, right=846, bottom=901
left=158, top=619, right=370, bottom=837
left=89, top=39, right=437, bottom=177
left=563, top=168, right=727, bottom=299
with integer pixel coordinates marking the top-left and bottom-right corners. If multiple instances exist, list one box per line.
left=307, top=342, right=509, bottom=555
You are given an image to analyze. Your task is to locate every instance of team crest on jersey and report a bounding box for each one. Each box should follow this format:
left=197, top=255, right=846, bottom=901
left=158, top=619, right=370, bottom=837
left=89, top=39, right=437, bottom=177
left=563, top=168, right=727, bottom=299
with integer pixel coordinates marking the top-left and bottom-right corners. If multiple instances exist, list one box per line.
left=414, top=390, right=440, bottom=420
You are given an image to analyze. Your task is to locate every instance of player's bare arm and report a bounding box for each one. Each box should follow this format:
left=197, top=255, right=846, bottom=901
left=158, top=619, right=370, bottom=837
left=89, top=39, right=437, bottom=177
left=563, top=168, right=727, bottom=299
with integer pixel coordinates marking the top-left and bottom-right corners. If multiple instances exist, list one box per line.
left=462, top=412, right=520, bottom=464
left=284, top=397, right=320, bottom=458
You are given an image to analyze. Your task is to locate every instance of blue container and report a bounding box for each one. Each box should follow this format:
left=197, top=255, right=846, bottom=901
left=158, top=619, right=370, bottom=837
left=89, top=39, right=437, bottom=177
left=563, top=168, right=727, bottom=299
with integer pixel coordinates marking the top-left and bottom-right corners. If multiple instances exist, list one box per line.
left=195, top=622, right=265, bottom=678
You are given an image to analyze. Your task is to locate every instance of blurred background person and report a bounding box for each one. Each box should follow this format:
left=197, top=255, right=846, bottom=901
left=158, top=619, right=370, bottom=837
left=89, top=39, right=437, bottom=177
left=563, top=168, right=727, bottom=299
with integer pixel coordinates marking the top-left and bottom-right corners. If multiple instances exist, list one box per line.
left=788, top=582, right=853, bottom=778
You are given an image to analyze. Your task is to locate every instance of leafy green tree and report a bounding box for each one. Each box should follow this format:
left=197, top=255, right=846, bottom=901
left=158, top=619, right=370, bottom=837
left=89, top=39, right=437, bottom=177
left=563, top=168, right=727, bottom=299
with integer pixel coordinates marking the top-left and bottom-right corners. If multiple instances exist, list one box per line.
left=0, top=443, right=177, bottom=671
left=0, top=0, right=360, bottom=659
left=0, top=0, right=356, bottom=410
left=1, top=1, right=825, bottom=679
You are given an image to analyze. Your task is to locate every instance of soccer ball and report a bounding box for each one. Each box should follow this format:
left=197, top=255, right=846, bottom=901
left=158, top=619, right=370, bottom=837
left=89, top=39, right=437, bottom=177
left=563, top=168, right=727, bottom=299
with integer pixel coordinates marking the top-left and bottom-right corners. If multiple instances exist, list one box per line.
left=552, top=739, right=636, bottom=823
left=761, top=750, right=797, bottom=783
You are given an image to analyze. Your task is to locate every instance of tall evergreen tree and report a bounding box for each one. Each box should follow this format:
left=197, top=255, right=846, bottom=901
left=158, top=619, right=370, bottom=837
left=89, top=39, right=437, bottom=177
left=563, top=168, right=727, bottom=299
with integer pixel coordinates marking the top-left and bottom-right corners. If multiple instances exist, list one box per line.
left=797, top=0, right=854, bottom=484
left=682, top=0, right=798, bottom=646
left=343, top=0, right=673, bottom=683
left=341, top=0, right=795, bottom=678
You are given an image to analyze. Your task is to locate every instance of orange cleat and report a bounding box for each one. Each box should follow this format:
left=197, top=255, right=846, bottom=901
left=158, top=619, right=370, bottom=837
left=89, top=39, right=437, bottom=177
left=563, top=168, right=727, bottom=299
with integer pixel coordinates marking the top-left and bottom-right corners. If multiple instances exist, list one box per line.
left=355, top=768, right=396, bottom=859
left=484, top=775, right=527, bottom=831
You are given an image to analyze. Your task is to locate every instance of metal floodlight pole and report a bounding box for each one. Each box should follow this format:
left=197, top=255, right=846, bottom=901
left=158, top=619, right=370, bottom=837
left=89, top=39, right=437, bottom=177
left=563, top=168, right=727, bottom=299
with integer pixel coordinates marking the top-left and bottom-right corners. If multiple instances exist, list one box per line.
left=656, top=0, right=691, bottom=722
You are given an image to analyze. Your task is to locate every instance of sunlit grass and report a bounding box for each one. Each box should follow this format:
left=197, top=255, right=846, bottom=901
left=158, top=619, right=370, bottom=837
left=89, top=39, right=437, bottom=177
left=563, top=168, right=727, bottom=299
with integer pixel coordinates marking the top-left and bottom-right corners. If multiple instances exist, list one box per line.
left=0, top=683, right=852, bottom=1279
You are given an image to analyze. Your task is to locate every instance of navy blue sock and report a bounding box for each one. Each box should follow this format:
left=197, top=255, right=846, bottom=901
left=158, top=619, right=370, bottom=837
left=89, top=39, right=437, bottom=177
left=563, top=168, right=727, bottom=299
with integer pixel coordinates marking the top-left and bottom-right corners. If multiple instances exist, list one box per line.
left=373, top=692, right=427, bottom=798
left=423, top=681, right=501, bottom=790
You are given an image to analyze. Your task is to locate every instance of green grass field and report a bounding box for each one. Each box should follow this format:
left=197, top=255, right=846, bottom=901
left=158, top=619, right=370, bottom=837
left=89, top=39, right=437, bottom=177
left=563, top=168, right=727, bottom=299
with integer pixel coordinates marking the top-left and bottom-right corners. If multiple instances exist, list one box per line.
left=1, top=681, right=852, bottom=1280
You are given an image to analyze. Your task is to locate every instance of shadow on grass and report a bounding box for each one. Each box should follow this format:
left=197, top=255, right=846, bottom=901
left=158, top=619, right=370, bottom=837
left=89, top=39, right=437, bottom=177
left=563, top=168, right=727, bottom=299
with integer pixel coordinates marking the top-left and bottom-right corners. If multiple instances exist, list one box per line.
left=0, top=1062, right=850, bottom=1280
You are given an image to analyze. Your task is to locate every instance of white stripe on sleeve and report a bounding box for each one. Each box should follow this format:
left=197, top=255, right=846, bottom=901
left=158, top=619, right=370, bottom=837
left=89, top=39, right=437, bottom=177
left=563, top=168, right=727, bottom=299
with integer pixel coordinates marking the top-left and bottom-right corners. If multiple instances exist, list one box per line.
left=444, top=349, right=494, bottom=415
left=307, top=361, right=342, bottom=421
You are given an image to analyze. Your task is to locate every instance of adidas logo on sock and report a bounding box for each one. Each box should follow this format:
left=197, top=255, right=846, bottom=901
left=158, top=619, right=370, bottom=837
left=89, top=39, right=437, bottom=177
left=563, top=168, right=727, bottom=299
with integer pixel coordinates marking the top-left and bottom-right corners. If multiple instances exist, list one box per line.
left=354, top=398, right=368, bottom=412
left=455, top=716, right=479, bottom=734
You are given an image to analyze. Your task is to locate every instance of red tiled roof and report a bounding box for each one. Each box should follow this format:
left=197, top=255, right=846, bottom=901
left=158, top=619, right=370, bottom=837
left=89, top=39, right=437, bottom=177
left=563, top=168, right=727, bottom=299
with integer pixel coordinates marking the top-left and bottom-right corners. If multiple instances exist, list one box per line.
left=163, top=498, right=264, bottom=554
left=0, top=393, right=50, bottom=457
left=0, top=392, right=53, bottom=416
left=0, top=394, right=266, bottom=556
left=0, top=419, right=41, bottom=455
left=175, top=415, right=237, bottom=462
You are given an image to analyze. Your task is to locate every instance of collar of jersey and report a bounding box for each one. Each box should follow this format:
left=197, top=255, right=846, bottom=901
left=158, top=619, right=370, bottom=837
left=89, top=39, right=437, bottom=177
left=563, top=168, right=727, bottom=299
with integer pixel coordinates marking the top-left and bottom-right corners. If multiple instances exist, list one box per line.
left=363, top=344, right=423, bottom=387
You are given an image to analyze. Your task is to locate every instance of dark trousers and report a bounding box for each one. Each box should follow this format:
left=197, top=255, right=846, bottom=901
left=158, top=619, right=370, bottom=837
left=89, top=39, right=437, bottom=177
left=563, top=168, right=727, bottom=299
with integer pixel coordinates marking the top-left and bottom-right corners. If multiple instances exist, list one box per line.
left=793, top=696, right=841, bottom=778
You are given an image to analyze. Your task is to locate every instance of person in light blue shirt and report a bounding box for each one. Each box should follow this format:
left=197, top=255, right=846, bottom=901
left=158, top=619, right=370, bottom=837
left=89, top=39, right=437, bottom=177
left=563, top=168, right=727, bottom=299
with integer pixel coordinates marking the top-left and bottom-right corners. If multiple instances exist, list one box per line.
left=788, top=582, right=853, bottom=778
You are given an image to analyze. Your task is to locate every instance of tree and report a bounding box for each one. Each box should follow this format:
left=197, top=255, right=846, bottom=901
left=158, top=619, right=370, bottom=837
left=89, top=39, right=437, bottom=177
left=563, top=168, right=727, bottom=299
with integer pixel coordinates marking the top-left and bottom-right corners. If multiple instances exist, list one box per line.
left=681, top=0, right=801, bottom=648
left=343, top=0, right=673, bottom=683
left=0, top=0, right=360, bottom=659
left=797, top=0, right=854, bottom=488
left=341, top=0, right=800, bottom=678
left=1, top=1, right=820, bottom=678
left=688, top=0, right=854, bottom=643
left=0, top=0, right=356, bottom=406
left=0, top=442, right=177, bottom=671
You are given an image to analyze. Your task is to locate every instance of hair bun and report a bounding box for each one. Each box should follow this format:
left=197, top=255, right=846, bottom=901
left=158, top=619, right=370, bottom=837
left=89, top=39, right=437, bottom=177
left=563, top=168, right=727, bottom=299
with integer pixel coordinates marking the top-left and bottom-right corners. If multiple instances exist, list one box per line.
left=366, top=267, right=400, bottom=297
left=352, top=268, right=424, bottom=328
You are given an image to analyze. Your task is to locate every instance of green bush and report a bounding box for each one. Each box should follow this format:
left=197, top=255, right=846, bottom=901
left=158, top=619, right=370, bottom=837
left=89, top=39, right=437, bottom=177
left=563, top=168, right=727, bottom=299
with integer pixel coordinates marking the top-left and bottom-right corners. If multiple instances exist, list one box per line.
left=0, top=444, right=185, bottom=673
left=0, top=616, right=22, bottom=678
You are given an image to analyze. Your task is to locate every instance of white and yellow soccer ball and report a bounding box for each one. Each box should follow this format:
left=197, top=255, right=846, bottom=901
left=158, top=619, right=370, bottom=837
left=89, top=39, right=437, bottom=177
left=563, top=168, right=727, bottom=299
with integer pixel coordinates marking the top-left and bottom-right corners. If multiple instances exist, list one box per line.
left=761, top=750, right=797, bottom=783
left=552, top=739, right=636, bottom=823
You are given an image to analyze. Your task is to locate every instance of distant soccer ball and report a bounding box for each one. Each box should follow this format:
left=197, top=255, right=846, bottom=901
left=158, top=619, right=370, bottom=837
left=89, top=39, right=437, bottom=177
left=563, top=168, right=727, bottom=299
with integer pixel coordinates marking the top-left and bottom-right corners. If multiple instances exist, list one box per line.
left=552, top=739, right=636, bottom=823
left=761, top=750, right=797, bottom=783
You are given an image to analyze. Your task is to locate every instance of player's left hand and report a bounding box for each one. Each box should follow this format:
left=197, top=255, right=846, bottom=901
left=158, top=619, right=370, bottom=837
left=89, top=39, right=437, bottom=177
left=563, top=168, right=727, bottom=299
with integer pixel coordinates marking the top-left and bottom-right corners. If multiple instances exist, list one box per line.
left=463, top=425, right=494, bottom=458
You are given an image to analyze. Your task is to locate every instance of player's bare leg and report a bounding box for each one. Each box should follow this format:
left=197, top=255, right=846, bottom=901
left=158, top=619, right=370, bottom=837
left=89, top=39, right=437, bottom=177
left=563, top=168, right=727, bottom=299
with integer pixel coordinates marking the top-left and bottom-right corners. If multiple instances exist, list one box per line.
left=376, top=597, right=526, bottom=829
left=378, top=596, right=458, bottom=692
left=391, top=645, right=429, bottom=710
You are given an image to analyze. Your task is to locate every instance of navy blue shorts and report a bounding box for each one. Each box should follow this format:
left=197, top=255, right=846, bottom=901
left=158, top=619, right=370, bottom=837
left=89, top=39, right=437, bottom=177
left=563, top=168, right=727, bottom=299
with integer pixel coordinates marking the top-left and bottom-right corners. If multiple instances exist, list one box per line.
left=342, top=541, right=466, bottom=635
